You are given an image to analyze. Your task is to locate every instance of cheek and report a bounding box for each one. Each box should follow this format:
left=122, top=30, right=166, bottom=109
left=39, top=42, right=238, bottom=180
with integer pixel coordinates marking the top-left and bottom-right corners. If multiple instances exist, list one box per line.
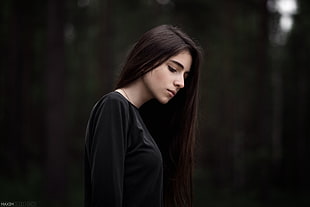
left=152, top=68, right=169, bottom=83
left=144, top=67, right=171, bottom=90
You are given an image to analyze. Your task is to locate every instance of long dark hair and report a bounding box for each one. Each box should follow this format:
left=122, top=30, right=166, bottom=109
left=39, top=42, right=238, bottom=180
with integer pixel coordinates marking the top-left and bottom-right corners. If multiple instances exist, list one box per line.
left=115, top=25, right=202, bottom=207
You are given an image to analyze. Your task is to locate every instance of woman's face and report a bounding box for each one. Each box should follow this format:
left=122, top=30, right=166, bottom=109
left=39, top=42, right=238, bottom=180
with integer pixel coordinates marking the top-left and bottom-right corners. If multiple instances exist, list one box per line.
left=142, top=50, right=192, bottom=104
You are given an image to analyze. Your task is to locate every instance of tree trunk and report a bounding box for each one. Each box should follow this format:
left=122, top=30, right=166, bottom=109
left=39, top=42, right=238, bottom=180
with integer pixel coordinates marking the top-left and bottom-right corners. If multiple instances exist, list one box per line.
left=5, top=0, right=23, bottom=177
left=97, top=0, right=114, bottom=95
left=255, top=0, right=271, bottom=201
left=271, top=48, right=284, bottom=186
left=45, top=0, right=67, bottom=203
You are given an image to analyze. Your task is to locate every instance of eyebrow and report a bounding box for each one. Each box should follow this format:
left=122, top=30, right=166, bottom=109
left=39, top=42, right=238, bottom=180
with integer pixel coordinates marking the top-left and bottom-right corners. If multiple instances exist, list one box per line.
left=170, top=60, right=184, bottom=69
left=170, top=60, right=191, bottom=74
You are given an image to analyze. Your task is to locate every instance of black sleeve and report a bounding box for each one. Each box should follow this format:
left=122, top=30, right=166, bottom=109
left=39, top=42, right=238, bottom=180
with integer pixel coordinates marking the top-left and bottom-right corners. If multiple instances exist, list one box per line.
left=85, top=97, right=129, bottom=207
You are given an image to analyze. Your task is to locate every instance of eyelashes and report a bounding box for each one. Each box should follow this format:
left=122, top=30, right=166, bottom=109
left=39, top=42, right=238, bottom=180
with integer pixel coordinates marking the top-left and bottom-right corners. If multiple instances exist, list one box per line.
left=168, top=64, right=190, bottom=80
left=168, top=65, right=177, bottom=73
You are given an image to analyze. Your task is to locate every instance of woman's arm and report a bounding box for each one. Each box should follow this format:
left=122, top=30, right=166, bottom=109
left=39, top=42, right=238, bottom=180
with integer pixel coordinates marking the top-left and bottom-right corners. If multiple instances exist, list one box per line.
left=85, top=97, right=129, bottom=207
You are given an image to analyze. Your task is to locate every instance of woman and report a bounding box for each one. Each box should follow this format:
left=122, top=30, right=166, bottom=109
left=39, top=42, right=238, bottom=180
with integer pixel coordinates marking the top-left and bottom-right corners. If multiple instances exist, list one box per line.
left=84, top=24, right=202, bottom=207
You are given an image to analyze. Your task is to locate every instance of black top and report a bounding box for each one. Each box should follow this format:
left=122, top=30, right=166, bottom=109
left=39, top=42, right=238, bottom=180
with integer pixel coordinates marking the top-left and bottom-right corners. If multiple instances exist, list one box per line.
left=84, top=92, right=163, bottom=207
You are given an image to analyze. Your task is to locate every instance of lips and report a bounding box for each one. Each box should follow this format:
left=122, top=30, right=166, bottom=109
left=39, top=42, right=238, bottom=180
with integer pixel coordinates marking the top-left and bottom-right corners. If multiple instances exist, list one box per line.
left=167, top=89, right=176, bottom=97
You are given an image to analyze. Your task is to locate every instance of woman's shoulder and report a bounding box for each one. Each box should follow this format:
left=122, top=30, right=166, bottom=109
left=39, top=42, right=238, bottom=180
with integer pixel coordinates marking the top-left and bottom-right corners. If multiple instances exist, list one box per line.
left=102, top=91, right=127, bottom=102
left=95, top=91, right=129, bottom=109
left=88, top=91, right=131, bottom=124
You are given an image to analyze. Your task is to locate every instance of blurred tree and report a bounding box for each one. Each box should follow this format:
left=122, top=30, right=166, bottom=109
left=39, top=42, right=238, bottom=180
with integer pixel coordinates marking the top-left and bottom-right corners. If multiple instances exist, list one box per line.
left=1, top=0, right=46, bottom=178
left=45, top=0, right=67, bottom=204
left=283, top=0, right=310, bottom=191
left=3, top=0, right=26, bottom=178
left=96, top=0, right=114, bottom=94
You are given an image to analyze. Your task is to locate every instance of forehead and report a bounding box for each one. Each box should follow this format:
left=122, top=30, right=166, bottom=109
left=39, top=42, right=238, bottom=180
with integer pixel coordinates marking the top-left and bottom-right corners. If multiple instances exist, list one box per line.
left=168, top=50, right=192, bottom=71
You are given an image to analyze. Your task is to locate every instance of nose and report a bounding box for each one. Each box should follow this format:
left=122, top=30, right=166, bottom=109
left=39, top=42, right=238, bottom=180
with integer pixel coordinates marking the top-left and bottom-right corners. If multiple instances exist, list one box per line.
left=174, top=75, right=185, bottom=89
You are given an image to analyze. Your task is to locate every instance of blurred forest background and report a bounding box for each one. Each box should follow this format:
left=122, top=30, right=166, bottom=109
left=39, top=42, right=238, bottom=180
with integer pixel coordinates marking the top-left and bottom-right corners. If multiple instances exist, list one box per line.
left=1, top=0, right=309, bottom=206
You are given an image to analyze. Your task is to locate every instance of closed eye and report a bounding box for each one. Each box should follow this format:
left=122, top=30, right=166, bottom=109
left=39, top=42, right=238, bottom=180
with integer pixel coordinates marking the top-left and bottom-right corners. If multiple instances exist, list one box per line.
left=168, top=65, right=177, bottom=73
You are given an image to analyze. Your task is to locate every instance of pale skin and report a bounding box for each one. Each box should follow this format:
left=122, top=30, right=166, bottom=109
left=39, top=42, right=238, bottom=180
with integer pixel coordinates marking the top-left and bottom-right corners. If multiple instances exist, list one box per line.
left=115, top=50, right=192, bottom=108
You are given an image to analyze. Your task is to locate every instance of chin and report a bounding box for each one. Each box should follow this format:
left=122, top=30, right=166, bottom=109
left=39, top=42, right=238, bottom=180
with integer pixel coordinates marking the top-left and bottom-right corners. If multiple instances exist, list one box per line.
left=157, top=97, right=171, bottom=104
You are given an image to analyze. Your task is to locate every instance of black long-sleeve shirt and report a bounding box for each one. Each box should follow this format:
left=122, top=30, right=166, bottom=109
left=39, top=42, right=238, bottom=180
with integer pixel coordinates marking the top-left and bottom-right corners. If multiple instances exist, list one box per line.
left=84, top=92, right=163, bottom=207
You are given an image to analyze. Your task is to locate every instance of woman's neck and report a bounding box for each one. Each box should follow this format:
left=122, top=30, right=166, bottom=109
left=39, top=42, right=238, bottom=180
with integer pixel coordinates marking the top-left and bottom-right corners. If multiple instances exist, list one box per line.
left=115, top=78, right=153, bottom=108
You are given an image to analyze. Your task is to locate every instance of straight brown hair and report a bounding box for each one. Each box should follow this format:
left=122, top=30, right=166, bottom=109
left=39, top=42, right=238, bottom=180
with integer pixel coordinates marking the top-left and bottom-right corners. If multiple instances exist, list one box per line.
left=115, top=25, right=202, bottom=207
